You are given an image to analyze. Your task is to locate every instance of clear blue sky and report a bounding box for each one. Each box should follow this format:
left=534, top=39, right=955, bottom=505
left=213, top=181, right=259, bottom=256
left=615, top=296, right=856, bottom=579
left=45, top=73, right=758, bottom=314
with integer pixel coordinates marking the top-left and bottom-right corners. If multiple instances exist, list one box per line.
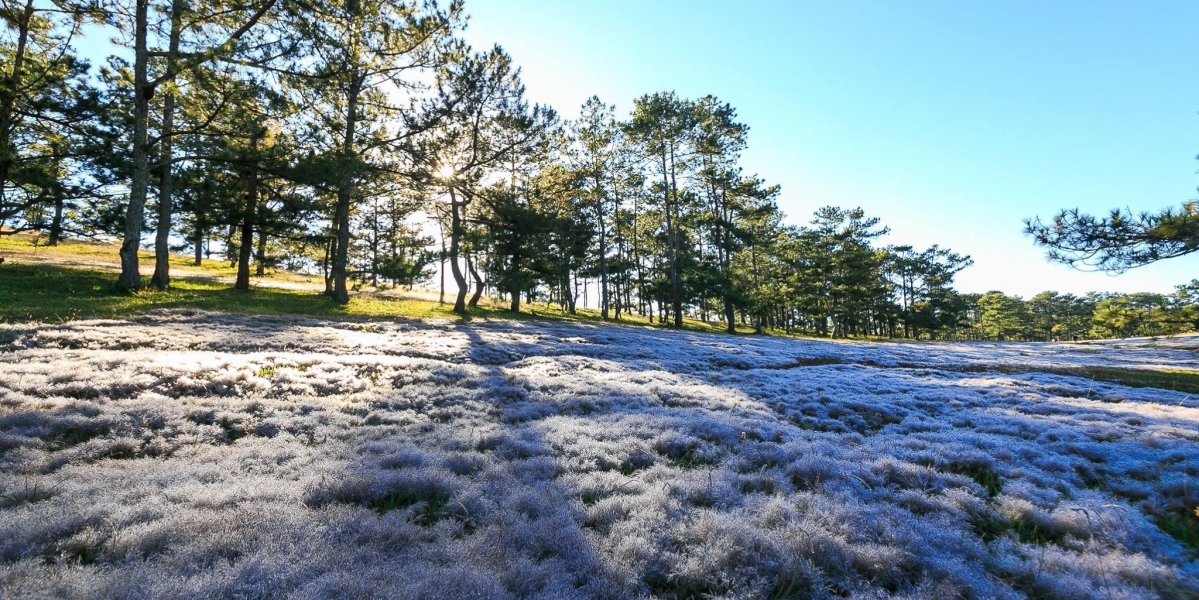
left=460, top=0, right=1199, bottom=297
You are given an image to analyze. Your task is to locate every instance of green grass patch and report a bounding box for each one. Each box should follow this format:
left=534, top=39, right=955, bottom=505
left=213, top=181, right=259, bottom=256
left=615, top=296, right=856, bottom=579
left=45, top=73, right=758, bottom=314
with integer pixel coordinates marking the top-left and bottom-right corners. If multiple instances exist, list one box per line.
left=965, top=506, right=1075, bottom=546
left=917, top=457, right=1004, bottom=498
left=47, top=424, right=111, bottom=451
left=0, top=230, right=311, bottom=283
left=1010, top=517, right=1073, bottom=546
left=949, top=460, right=1004, bottom=498
left=518, top=301, right=761, bottom=336
left=968, top=506, right=1009, bottom=542
left=0, top=260, right=782, bottom=340
left=368, top=489, right=452, bottom=526
left=0, top=262, right=457, bottom=323
left=1045, top=366, right=1199, bottom=395
left=0, top=231, right=824, bottom=338
left=1154, top=505, right=1199, bottom=556
left=942, top=362, right=1199, bottom=396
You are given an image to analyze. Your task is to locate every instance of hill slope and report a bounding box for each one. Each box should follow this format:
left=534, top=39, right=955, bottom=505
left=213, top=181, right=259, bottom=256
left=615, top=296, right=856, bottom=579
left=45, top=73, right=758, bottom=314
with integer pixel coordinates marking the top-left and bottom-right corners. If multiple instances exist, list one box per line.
left=1, top=311, right=1198, bottom=599
left=0, top=233, right=748, bottom=335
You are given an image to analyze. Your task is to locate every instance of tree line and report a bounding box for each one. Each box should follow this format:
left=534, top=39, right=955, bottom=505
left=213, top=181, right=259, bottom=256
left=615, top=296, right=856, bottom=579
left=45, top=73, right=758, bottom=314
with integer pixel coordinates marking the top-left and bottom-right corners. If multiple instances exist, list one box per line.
left=962, top=285, right=1199, bottom=341
left=3, top=0, right=1195, bottom=341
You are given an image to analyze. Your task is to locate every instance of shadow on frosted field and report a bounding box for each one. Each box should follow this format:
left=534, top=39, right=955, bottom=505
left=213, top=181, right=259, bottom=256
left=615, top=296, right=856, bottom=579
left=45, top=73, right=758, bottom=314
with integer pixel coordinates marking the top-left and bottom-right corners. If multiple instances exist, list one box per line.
left=0, top=310, right=1197, bottom=599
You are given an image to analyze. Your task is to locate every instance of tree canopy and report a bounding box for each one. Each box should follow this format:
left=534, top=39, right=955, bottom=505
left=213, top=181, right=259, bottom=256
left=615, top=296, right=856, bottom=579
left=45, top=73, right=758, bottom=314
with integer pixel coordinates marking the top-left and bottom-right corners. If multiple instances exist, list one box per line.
left=2, top=0, right=1194, bottom=342
left=1025, top=150, right=1199, bottom=272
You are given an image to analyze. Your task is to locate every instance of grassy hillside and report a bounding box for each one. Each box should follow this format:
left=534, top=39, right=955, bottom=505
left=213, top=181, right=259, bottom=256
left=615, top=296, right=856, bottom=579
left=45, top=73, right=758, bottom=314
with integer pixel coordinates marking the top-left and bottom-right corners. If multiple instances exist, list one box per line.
left=6, top=232, right=1199, bottom=397
left=0, top=232, right=749, bottom=334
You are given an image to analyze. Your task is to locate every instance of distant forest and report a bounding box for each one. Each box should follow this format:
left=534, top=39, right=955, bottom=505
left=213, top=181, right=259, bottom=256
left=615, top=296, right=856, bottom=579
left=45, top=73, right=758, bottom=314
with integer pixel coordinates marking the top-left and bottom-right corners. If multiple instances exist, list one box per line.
left=3, top=0, right=1196, bottom=341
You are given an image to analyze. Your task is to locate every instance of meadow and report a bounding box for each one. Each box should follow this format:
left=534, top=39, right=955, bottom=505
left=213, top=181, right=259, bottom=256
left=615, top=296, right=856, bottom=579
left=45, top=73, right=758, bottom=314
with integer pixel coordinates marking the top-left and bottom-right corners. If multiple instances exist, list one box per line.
left=1, top=307, right=1196, bottom=598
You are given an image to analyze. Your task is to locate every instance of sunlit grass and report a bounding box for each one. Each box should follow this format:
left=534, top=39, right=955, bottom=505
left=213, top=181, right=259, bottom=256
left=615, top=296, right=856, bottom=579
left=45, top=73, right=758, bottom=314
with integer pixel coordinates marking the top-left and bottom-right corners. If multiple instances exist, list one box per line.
left=922, top=361, right=1199, bottom=395
left=0, top=260, right=753, bottom=334
left=1044, top=365, right=1199, bottom=395
left=13, top=231, right=1184, bottom=354
left=0, top=230, right=123, bottom=259
left=0, top=258, right=786, bottom=340
left=519, top=302, right=761, bottom=335
left=0, top=231, right=771, bottom=332
left=0, top=263, right=455, bottom=324
left=0, top=230, right=315, bottom=284
left=940, top=362, right=1199, bottom=396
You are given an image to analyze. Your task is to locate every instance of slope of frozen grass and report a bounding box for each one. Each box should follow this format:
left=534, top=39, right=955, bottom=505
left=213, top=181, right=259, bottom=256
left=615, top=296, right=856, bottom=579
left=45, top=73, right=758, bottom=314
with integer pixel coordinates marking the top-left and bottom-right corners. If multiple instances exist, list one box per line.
left=1, top=311, right=1197, bottom=599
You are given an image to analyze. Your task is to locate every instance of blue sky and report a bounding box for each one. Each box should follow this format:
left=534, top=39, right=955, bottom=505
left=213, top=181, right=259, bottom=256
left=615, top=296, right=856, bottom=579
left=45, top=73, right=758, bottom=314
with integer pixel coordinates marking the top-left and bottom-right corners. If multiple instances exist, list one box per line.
left=460, top=0, right=1199, bottom=297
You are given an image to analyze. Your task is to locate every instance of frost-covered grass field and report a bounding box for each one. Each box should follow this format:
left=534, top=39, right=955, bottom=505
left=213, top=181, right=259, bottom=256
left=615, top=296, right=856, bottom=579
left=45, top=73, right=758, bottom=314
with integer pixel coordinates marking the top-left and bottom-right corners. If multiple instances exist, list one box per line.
left=1, top=311, right=1198, bottom=599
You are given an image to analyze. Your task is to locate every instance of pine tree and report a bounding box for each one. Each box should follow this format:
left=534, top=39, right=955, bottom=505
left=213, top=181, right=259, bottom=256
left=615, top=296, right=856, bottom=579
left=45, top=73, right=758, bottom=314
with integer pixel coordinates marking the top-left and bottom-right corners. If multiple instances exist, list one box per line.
left=626, top=92, right=694, bottom=327
left=571, top=96, right=621, bottom=319
left=110, top=0, right=279, bottom=291
left=284, top=0, right=460, bottom=304
left=799, top=207, right=889, bottom=338
left=1025, top=147, right=1199, bottom=273
left=431, top=46, right=554, bottom=314
left=0, top=1, right=101, bottom=235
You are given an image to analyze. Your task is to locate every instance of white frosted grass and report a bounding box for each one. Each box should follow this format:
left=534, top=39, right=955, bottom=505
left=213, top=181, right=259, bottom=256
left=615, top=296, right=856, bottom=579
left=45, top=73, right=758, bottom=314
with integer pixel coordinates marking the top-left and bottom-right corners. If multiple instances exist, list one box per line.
left=0, top=310, right=1196, bottom=599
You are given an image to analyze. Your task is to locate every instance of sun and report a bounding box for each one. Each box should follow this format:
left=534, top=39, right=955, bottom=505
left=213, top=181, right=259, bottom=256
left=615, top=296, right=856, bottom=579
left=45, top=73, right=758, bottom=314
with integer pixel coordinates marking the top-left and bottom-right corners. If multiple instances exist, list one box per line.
left=434, top=164, right=456, bottom=180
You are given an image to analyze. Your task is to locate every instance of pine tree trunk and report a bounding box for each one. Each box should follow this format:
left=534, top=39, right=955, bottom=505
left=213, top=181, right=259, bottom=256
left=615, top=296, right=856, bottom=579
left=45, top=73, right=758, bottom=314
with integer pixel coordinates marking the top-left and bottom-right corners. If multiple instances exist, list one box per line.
left=330, top=75, right=360, bottom=305
left=0, top=1, right=34, bottom=208
left=150, top=0, right=184, bottom=290
left=448, top=187, right=469, bottom=314
left=597, top=174, right=610, bottom=319
left=226, top=222, right=238, bottom=267
left=467, top=254, right=484, bottom=308
left=720, top=189, right=736, bottom=334
left=750, top=242, right=763, bottom=334
left=663, top=143, right=683, bottom=328
left=437, top=212, right=447, bottom=304
left=117, top=0, right=152, bottom=292
left=255, top=229, right=266, bottom=276
left=724, top=298, right=735, bottom=334
left=322, top=235, right=333, bottom=295
left=369, top=200, right=378, bottom=286
left=192, top=219, right=204, bottom=266
left=567, top=281, right=577, bottom=314
left=47, top=194, right=63, bottom=246
left=235, top=160, right=258, bottom=291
